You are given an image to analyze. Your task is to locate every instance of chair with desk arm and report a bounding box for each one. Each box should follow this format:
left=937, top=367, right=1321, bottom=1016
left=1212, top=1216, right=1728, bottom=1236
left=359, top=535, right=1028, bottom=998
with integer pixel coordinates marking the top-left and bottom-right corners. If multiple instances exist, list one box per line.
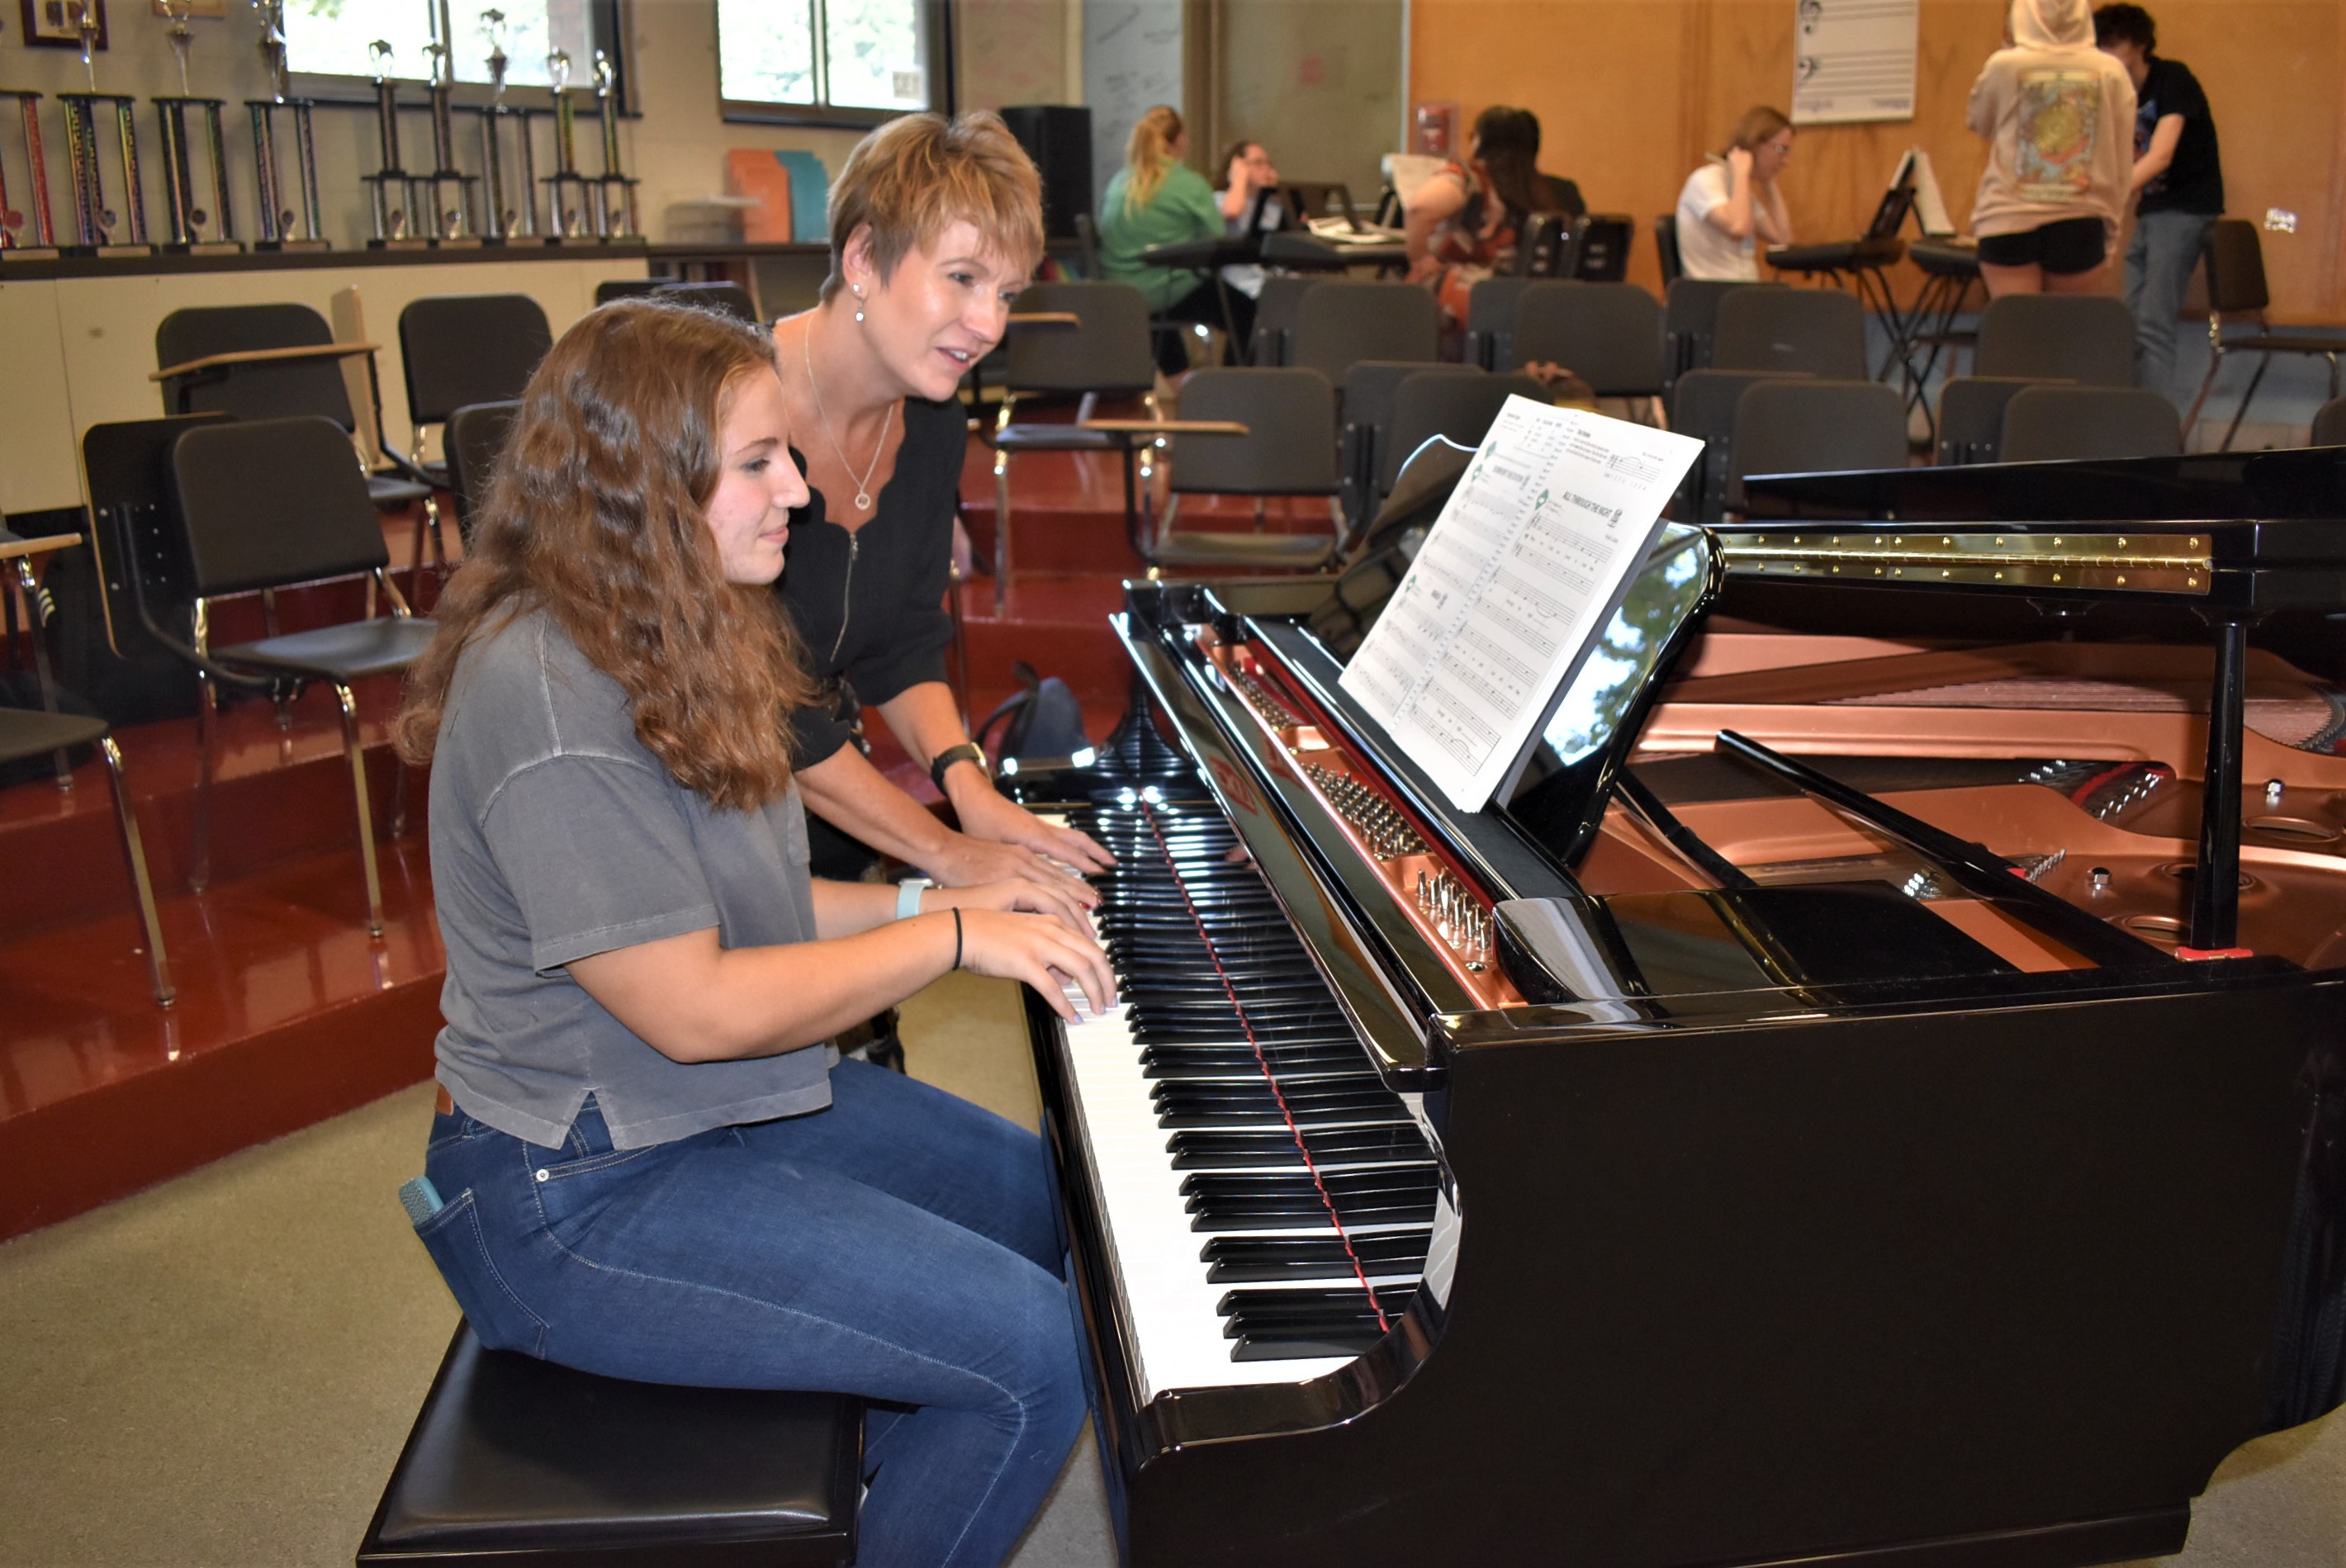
left=154, top=303, right=439, bottom=593
left=986, top=282, right=1158, bottom=609
left=1146, top=367, right=1346, bottom=571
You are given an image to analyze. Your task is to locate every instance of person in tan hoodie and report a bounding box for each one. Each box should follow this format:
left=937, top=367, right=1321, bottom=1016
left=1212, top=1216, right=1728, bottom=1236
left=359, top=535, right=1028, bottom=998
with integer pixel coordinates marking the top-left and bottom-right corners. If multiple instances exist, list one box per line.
left=1966, top=0, right=2137, bottom=297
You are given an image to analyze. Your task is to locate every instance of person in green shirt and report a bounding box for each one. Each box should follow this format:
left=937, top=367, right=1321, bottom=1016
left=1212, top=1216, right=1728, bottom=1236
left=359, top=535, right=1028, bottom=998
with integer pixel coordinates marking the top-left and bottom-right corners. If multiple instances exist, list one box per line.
left=1098, top=105, right=1254, bottom=374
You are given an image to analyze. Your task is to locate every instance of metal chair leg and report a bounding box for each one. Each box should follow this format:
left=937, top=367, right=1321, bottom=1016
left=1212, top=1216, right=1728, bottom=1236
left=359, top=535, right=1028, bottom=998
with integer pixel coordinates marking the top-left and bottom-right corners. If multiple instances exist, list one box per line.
left=388, top=755, right=410, bottom=838
left=190, top=670, right=216, bottom=893
left=993, top=448, right=1012, bottom=613
left=99, top=737, right=175, bottom=1007
left=2220, top=350, right=2275, bottom=452
left=336, top=682, right=386, bottom=936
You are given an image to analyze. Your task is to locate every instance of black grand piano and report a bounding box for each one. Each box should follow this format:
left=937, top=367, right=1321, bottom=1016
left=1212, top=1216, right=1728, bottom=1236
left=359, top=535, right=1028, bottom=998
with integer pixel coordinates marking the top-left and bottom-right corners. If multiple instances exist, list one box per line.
left=1005, top=445, right=2346, bottom=1566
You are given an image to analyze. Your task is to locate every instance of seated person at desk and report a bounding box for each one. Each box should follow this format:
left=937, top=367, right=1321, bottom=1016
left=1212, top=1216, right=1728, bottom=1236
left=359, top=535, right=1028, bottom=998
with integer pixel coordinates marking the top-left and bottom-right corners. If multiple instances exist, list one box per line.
left=771, top=111, right=1111, bottom=897
left=1674, top=107, right=1795, bottom=281
left=393, top=297, right=1113, bottom=1568
left=1218, top=139, right=1282, bottom=227
left=1404, top=104, right=1546, bottom=337
left=1216, top=139, right=1282, bottom=306
left=1098, top=105, right=1254, bottom=375
left=1966, top=0, right=2135, bottom=296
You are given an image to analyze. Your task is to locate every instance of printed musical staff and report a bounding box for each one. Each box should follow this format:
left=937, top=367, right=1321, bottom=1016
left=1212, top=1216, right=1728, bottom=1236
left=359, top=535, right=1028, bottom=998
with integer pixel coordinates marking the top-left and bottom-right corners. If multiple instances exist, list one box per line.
left=1792, top=0, right=1918, bottom=126
left=1339, top=397, right=1699, bottom=812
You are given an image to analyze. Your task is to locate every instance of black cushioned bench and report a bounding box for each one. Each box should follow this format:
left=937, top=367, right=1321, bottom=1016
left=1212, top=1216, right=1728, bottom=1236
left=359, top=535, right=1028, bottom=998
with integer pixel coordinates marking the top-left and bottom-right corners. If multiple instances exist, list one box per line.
left=358, top=1322, right=862, bottom=1566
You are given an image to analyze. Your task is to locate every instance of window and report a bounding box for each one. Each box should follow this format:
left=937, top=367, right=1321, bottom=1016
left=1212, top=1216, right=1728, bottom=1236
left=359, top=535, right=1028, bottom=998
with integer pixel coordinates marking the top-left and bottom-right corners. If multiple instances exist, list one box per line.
left=718, top=0, right=942, bottom=125
left=284, top=0, right=606, bottom=94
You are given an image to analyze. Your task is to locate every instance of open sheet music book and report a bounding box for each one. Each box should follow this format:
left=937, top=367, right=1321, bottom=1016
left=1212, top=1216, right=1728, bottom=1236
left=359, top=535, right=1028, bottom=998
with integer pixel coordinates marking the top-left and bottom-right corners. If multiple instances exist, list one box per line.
left=1338, top=399, right=1702, bottom=812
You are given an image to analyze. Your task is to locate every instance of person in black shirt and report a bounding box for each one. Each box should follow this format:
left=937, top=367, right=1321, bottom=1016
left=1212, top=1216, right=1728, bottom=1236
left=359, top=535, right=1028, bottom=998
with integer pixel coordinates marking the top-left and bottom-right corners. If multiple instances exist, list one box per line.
left=2096, top=4, right=2225, bottom=404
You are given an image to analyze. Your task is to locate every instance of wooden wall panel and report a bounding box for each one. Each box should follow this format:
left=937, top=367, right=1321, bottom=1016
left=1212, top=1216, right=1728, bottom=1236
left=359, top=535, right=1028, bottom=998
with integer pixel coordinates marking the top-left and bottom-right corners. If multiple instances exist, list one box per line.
left=1408, top=0, right=2343, bottom=320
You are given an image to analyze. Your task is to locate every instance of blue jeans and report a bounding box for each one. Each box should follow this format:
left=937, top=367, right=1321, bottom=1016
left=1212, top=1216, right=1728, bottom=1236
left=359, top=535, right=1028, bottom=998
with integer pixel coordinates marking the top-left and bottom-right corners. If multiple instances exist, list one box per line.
left=2126, top=209, right=2213, bottom=406
left=413, top=1059, right=1087, bottom=1568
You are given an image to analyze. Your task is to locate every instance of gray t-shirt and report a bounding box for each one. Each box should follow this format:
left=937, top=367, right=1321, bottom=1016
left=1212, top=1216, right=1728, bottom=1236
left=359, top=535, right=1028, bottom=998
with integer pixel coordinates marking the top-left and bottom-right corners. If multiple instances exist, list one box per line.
left=429, top=609, right=834, bottom=1150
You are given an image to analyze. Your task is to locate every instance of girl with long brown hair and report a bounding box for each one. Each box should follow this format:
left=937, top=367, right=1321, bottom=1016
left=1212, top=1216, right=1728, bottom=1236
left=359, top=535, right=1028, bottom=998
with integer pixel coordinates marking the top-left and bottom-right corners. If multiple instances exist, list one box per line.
left=396, top=297, right=1106, bottom=1568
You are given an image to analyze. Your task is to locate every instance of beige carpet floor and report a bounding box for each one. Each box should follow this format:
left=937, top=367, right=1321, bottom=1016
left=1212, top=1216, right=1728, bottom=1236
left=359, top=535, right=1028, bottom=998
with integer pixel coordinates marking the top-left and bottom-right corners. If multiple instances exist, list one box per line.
left=1, top=969, right=2339, bottom=1566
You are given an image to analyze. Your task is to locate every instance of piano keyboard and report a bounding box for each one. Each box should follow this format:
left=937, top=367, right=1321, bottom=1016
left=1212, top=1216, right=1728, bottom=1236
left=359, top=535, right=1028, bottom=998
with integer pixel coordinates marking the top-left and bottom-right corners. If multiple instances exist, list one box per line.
left=1038, top=794, right=1445, bottom=1400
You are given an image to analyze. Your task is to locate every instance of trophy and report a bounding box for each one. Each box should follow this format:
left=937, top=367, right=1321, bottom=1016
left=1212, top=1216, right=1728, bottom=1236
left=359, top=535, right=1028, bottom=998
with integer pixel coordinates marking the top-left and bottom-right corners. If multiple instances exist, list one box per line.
left=419, top=37, right=480, bottom=244
left=153, top=0, right=241, bottom=252
left=58, top=1, right=152, bottom=255
left=247, top=0, right=327, bottom=250
left=0, top=91, right=61, bottom=259
left=542, top=50, right=595, bottom=241
left=475, top=9, right=536, bottom=243
left=592, top=50, right=639, bottom=241
left=361, top=40, right=426, bottom=248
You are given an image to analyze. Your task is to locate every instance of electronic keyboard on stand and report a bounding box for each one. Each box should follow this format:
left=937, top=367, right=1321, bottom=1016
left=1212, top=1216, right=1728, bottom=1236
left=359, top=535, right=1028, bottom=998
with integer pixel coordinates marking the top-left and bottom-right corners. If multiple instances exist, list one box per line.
left=1003, top=449, right=2346, bottom=1567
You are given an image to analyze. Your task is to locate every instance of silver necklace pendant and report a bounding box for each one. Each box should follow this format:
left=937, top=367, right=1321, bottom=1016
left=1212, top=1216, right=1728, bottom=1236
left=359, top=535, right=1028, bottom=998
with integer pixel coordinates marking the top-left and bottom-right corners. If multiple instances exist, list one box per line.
left=853, top=489, right=872, bottom=511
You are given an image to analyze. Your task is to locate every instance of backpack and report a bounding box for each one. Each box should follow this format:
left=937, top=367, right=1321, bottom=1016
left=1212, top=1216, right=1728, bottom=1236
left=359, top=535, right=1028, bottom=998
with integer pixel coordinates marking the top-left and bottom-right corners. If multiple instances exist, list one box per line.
left=974, top=661, right=1089, bottom=765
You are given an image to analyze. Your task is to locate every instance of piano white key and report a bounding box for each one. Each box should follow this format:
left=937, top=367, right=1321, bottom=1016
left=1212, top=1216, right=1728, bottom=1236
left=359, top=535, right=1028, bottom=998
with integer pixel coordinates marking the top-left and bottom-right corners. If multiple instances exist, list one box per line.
left=1054, top=989, right=1356, bottom=1396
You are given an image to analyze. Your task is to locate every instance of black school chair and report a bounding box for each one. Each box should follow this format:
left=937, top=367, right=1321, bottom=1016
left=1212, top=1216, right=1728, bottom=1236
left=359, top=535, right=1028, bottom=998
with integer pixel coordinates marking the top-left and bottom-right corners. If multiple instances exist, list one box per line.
left=396, top=295, right=552, bottom=489
left=1670, top=367, right=1813, bottom=522
left=1730, top=380, right=1908, bottom=515
left=1340, top=361, right=1483, bottom=531
left=1973, top=294, right=2137, bottom=386
left=1510, top=280, right=1665, bottom=417
left=1662, top=278, right=1778, bottom=398
left=1936, top=376, right=2074, bottom=466
left=2314, top=397, right=2346, bottom=448
left=443, top=400, right=523, bottom=547
left=2185, top=220, right=2346, bottom=452
left=1287, top=281, right=1438, bottom=384
left=0, top=529, right=173, bottom=1007
left=1999, top=385, right=2183, bottom=464
left=164, top=415, right=438, bottom=936
left=1655, top=214, right=1685, bottom=289
left=1462, top=277, right=1534, bottom=371
left=1150, top=367, right=1346, bottom=569
left=1382, top=371, right=1550, bottom=496
left=1712, top=286, right=1868, bottom=379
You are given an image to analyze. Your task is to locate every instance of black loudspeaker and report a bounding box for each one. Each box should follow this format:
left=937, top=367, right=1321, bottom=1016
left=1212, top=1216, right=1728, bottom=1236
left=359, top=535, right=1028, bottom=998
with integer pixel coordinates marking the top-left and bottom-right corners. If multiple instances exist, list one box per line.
left=1000, top=104, right=1092, bottom=239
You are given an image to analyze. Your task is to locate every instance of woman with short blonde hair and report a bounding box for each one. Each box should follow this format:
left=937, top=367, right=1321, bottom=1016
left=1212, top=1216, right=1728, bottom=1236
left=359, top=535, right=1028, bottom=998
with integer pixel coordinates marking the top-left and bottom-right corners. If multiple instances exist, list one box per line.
left=399, top=296, right=1107, bottom=1568
left=769, top=111, right=1114, bottom=931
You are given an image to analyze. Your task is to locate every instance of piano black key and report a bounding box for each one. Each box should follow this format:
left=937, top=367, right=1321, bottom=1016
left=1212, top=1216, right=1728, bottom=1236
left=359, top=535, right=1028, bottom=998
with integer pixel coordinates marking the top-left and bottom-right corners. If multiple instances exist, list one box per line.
left=1201, top=1230, right=1434, bottom=1282
left=1169, top=1125, right=1437, bottom=1168
left=1222, top=1288, right=1418, bottom=1361
left=1152, top=1079, right=1401, bottom=1118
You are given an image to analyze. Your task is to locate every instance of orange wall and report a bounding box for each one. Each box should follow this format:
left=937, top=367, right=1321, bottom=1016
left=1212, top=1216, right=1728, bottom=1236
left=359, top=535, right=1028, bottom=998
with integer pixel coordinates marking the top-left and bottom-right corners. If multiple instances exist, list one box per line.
left=1409, top=0, right=2344, bottom=321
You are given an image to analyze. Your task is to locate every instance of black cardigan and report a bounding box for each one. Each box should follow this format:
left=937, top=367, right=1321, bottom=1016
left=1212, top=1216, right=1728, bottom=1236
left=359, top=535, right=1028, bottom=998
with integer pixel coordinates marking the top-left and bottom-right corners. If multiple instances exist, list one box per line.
left=776, top=394, right=963, bottom=766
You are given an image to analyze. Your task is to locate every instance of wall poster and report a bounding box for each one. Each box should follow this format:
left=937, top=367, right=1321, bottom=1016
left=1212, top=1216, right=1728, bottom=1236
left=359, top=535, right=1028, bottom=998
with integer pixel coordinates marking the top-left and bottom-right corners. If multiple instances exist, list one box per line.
left=1791, top=0, right=1918, bottom=126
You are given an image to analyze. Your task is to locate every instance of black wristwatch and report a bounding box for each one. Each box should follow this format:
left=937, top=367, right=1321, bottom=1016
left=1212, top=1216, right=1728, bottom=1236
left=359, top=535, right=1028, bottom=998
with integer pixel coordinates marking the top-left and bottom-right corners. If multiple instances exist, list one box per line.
left=930, top=741, right=989, bottom=793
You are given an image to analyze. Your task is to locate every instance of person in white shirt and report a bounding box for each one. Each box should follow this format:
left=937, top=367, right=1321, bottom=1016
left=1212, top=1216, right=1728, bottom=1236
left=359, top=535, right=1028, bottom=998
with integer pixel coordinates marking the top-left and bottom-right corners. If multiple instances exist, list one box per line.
left=1675, top=107, right=1796, bottom=282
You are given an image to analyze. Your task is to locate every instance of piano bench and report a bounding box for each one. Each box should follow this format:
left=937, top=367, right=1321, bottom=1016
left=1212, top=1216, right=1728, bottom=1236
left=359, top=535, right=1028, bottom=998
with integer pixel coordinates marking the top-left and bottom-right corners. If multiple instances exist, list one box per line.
left=357, top=1321, right=863, bottom=1567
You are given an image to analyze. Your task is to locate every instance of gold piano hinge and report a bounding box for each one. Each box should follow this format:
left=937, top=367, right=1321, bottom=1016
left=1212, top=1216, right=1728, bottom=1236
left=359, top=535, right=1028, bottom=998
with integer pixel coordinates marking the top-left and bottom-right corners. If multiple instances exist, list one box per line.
left=1721, top=531, right=2211, bottom=595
